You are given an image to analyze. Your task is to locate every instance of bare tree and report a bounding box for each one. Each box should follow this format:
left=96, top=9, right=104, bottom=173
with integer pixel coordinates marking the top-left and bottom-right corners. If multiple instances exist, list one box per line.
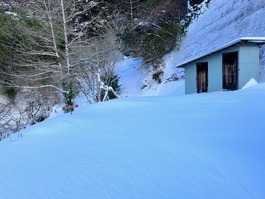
left=0, top=0, right=103, bottom=101
left=128, top=0, right=140, bottom=20
left=72, top=18, right=123, bottom=102
left=0, top=0, right=125, bottom=140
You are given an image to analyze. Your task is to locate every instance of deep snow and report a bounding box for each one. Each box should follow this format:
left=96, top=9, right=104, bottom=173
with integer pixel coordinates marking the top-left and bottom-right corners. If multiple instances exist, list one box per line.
left=1, top=83, right=265, bottom=199
left=1, top=0, right=265, bottom=198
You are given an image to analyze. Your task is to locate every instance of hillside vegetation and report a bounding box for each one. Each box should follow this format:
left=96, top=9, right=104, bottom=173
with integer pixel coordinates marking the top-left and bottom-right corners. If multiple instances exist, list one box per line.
left=0, top=0, right=205, bottom=139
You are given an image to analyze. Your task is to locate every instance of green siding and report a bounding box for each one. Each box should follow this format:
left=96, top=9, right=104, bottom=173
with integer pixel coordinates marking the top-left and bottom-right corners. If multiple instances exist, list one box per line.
left=238, top=45, right=260, bottom=88
left=183, top=44, right=260, bottom=94
left=201, top=55, right=222, bottom=92
left=185, top=63, right=197, bottom=94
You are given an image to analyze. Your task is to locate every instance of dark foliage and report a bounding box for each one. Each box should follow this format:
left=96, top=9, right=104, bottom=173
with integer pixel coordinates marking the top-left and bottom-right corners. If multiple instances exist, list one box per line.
left=101, top=72, right=121, bottom=100
left=62, top=80, right=78, bottom=107
left=120, top=22, right=184, bottom=67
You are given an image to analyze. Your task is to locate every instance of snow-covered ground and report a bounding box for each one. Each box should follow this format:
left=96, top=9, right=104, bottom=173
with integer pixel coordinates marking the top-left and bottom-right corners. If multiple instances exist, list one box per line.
left=115, top=57, right=185, bottom=97
left=1, top=82, right=265, bottom=199
left=115, top=58, right=146, bottom=97
left=1, top=1, right=265, bottom=198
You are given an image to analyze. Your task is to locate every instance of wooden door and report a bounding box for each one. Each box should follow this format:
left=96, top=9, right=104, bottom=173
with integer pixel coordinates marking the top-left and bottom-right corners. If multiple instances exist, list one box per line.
left=196, top=62, right=208, bottom=93
left=223, top=52, right=238, bottom=90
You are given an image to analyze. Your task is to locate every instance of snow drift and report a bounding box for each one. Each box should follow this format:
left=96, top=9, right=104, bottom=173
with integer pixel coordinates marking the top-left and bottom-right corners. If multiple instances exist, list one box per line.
left=0, top=83, right=265, bottom=199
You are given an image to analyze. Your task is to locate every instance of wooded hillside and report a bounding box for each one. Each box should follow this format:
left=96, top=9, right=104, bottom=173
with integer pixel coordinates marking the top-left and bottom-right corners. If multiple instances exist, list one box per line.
left=0, top=0, right=205, bottom=139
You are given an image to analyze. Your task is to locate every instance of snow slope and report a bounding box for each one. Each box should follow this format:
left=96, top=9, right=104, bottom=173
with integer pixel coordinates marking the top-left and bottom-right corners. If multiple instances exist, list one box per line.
left=117, top=0, right=265, bottom=96
left=1, top=1, right=265, bottom=198
left=1, top=83, right=265, bottom=199
left=115, top=56, right=185, bottom=97
left=115, top=58, right=146, bottom=97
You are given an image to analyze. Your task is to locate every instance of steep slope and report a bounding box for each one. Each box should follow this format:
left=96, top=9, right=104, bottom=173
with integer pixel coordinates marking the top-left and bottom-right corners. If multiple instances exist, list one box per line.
left=164, top=0, right=265, bottom=80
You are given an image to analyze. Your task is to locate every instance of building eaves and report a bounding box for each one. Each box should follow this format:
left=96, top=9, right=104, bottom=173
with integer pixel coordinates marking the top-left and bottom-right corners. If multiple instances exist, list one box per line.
left=176, top=37, right=265, bottom=68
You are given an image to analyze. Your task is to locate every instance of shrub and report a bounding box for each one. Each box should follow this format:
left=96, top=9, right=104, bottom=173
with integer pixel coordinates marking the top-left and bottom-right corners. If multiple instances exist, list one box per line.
left=143, top=0, right=162, bottom=8
left=152, top=70, right=164, bottom=83
left=62, top=80, right=78, bottom=107
left=120, top=22, right=184, bottom=68
left=1, top=86, right=18, bottom=100
left=101, top=72, right=121, bottom=100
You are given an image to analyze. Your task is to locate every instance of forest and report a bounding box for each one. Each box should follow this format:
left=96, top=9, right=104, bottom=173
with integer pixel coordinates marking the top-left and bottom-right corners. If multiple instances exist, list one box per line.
left=0, top=0, right=206, bottom=139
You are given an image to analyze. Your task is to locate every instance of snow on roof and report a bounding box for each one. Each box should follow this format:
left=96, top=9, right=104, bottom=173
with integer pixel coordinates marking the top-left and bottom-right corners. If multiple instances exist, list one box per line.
left=177, top=37, right=265, bottom=68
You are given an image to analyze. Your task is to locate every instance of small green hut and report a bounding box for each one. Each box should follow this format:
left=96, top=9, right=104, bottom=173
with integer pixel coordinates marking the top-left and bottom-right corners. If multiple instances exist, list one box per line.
left=177, top=37, right=265, bottom=94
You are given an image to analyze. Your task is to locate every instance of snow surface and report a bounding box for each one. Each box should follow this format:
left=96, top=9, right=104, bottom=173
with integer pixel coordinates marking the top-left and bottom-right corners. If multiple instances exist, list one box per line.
left=115, top=56, right=185, bottom=97
left=242, top=78, right=258, bottom=89
left=1, top=83, right=265, bottom=199
left=1, top=1, right=265, bottom=198
left=115, top=58, right=146, bottom=97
